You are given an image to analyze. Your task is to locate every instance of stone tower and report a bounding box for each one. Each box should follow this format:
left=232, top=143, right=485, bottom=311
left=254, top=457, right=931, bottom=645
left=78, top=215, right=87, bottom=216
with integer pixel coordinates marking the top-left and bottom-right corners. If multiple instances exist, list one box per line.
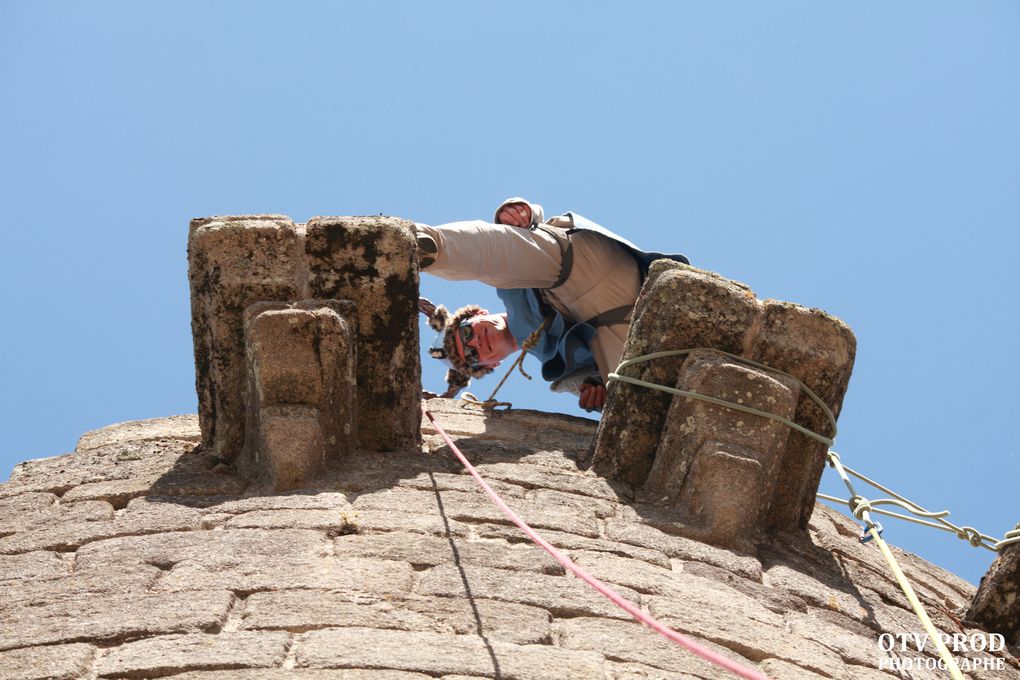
left=0, top=214, right=1016, bottom=679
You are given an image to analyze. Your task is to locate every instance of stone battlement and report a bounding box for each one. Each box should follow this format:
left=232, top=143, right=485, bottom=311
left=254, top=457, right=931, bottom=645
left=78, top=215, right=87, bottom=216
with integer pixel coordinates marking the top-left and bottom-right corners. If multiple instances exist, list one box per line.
left=188, top=215, right=421, bottom=489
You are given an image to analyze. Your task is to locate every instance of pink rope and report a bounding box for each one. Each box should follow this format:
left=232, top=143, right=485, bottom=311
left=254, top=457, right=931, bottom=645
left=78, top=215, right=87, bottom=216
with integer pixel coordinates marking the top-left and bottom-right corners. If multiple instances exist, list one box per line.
left=424, top=408, right=770, bottom=680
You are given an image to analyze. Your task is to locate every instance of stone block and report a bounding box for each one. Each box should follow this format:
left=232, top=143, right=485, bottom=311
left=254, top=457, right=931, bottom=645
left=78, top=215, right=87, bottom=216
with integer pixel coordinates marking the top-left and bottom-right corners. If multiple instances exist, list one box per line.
left=645, top=581, right=845, bottom=675
left=165, top=672, right=430, bottom=680
left=188, top=215, right=301, bottom=462
left=591, top=258, right=856, bottom=545
left=474, top=523, right=672, bottom=568
left=417, top=563, right=639, bottom=619
left=605, top=514, right=763, bottom=581
left=0, top=551, right=70, bottom=583
left=641, top=352, right=799, bottom=548
left=592, top=261, right=762, bottom=484
left=0, top=590, right=233, bottom=650
left=74, top=414, right=200, bottom=453
left=0, top=643, right=95, bottom=680
left=97, top=631, right=290, bottom=678
left=305, top=216, right=420, bottom=452
left=351, top=486, right=601, bottom=538
left=554, top=617, right=755, bottom=679
left=242, top=589, right=551, bottom=645
left=752, top=300, right=856, bottom=531
left=221, top=508, right=355, bottom=531
left=335, top=532, right=562, bottom=574
left=0, top=500, right=202, bottom=555
left=154, top=555, right=415, bottom=597
left=966, top=535, right=1020, bottom=646
left=294, top=627, right=605, bottom=678
left=239, top=300, right=357, bottom=490
left=73, top=528, right=331, bottom=572
left=0, top=563, right=160, bottom=610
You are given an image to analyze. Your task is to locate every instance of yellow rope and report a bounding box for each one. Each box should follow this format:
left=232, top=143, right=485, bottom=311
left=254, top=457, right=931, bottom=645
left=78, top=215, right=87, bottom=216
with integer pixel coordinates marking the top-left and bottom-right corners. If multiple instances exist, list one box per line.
left=825, top=452, right=964, bottom=678
left=869, top=526, right=965, bottom=680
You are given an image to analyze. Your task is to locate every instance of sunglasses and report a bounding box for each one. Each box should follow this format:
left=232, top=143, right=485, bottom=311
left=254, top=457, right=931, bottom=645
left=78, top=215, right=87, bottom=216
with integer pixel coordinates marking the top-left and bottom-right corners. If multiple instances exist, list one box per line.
left=457, top=320, right=480, bottom=366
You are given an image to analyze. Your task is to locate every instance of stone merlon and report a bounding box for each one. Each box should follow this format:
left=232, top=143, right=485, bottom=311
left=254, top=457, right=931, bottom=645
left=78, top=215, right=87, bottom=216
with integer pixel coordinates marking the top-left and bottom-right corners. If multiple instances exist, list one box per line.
left=188, top=215, right=421, bottom=487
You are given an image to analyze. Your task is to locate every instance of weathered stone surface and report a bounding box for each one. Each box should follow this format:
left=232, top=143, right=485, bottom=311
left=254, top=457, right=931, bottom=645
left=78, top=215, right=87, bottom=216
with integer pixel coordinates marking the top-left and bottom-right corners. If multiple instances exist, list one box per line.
left=0, top=643, right=95, bottom=680
left=305, top=216, right=420, bottom=452
left=467, top=461, right=622, bottom=502
left=242, top=589, right=551, bottom=644
left=967, top=534, right=1020, bottom=646
left=784, top=609, right=884, bottom=668
left=74, top=414, right=200, bottom=452
left=808, top=506, right=969, bottom=618
left=0, top=493, right=113, bottom=534
left=593, top=261, right=761, bottom=484
left=0, top=550, right=70, bottom=582
left=60, top=476, right=162, bottom=506
left=421, top=400, right=599, bottom=457
left=97, top=631, right=290, bottom=678
left=352, top=486, right=601, bottom=538
left=474, top=523, right=672, bottom=568
left=295, top=627, right=605, bottom=678
left=0, top=590, right=233, bottom=650
left=554, top=617, right=755, bottom=679
left=601, top=661, right=703, bottom=679
left=605, top=515, right=763, bottom=581
left=155, top=555, right=414, bottom=596
left=678, top=559, right=807, bottom=616
left=5, top=407, right=1016, bottom=680
left=336, top=532, right=562, bottom=574
left=189, top=215, right=302, bottom=462
left=643, top=353, right=799, bottom=549
left=757, top=658, right=831, bottom=679
left=753, top=301, right=856, bottom=532
left=164, top=672, right=431, bottom=680
left=240, top=300, right=357, bottom=490
left=349, top=508, right=472, bottom=537
left=760, top=548, right=873, bottom=626
left=644, top=574, right=844, bottom=674
left=204, top=491, right=351, bottom=514
left=1, top=438, right=201, bottom=499
left=591, top=259, right=856, bottom=542
left=418, top=564, right=639, bottom=619
left=74, top=528, right=332, bottom=572
left=0, top=562, right=159, bottom=610
left=221, top=508, right=355, bottom=531
left=570, top=549, right=682, bottom=595
left=808, top=504, right=976, bottom=614
left=0, top=497, right=202, bottom=554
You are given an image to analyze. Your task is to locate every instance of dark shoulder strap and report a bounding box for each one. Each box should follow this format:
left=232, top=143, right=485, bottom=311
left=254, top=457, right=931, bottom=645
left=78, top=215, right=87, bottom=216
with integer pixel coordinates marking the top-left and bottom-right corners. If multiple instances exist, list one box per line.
left=584, top=304, right=632, bottom=328
left=532, top=224, right=574, bottom=289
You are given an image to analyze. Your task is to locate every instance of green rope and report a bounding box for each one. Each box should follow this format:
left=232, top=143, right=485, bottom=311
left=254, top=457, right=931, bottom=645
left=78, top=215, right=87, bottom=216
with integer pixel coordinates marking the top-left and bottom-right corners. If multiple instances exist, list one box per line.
left=609, top=347, right=837, bottom=446
left=609, top=348, right=1018, bottom=554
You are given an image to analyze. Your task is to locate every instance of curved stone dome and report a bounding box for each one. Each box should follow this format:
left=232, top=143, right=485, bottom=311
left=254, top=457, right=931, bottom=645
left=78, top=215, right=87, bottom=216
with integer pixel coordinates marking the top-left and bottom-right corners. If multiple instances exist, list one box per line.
left=1, top=402, right=1016, bottom=680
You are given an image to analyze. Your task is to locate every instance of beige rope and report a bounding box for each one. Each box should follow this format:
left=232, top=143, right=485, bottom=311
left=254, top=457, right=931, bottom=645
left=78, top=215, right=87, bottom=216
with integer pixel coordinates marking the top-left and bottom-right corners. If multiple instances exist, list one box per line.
left=459, top=315, right=552, bottom=412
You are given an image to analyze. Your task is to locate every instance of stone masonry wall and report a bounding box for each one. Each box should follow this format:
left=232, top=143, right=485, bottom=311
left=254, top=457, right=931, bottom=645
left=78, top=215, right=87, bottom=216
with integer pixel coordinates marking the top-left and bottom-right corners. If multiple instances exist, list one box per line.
left=188, top=215, right=421, bottom=466
left=1, top=404, right=1017, bottom=680
left=592, top=261, right=856, bottom=549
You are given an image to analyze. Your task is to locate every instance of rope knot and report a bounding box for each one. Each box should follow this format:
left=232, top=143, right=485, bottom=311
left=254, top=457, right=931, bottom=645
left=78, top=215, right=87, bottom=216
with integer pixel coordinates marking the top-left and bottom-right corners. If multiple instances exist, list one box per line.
left=848, top=495, right=873, bottom=521
left=955, top=526, right=983, bottom=547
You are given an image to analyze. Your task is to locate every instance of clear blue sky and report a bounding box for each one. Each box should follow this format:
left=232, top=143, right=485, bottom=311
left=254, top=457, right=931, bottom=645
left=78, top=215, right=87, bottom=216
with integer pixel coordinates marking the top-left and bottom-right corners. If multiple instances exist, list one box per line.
left=1, top=2, right=1017, bottom=585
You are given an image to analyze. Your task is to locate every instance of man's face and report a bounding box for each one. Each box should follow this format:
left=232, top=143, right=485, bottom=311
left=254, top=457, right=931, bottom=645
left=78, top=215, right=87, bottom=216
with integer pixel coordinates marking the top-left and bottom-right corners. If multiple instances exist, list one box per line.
left=454, top=312, right=517, bottom=367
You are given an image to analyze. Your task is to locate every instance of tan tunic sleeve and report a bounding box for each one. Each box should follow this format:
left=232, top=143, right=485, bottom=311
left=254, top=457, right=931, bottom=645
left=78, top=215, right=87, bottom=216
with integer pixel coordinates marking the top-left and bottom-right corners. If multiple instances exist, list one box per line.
left=416, top=220, right=563, bottom=290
